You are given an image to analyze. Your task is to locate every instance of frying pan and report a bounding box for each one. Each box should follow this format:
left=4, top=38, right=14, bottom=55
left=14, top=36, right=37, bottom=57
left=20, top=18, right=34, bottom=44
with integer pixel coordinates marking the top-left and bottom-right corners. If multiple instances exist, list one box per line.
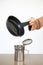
left=6, top=16, right=32, bottom=36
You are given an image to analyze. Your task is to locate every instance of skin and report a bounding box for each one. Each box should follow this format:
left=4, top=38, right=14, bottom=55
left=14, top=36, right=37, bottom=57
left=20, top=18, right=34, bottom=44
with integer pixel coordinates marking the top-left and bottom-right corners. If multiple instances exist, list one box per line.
left=28, top=16, right=43, bottom=31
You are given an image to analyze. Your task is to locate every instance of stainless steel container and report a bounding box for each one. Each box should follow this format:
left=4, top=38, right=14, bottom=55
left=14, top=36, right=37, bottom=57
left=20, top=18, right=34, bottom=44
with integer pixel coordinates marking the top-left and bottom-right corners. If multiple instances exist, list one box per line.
left=14, top=39, right=32, bottom=62
left=15, top=45, right=24, bottom=61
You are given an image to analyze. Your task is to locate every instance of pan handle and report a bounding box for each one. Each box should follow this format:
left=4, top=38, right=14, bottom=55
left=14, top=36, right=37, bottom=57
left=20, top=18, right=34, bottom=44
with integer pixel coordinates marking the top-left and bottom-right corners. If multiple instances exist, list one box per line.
left=21, top=21, right=32, bottom=30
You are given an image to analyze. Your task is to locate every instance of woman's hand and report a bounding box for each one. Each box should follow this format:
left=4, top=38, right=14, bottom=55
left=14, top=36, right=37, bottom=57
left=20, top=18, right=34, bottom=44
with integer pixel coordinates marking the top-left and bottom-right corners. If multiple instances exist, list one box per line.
left=28, top=17, right=40, bottom=31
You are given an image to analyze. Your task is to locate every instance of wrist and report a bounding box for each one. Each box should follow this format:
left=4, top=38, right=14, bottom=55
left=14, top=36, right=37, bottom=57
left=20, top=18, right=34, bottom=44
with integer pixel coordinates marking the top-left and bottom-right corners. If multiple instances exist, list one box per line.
left=36, top=19, right=41, bottom=29
left=38, top=16, right=43, bottom=27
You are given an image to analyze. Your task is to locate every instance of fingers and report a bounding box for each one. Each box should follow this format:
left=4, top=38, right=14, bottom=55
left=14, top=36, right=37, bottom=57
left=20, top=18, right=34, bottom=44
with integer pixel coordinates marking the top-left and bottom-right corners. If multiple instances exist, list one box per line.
left=28, top=17, right=35, bottom=21
left=28, top=17, right=38, bottom=31
left=28, top=17, right=36, bottom=26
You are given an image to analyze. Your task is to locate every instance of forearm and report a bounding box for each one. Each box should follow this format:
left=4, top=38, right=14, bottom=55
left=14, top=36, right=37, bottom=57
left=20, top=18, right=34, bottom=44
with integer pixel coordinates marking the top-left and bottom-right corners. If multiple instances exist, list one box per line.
left=38, top=16, right=43, bottom=27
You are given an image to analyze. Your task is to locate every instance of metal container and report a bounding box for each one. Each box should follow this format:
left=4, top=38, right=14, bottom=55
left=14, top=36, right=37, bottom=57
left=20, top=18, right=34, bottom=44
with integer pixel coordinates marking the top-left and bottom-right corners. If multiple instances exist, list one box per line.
left=14, top=39, right=32, bottom=62
left=15, top=45, right=24, bottom=61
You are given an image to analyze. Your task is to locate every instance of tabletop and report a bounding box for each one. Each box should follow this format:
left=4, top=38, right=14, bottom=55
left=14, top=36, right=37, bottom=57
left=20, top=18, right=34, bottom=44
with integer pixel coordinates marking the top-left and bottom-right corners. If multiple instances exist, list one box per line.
left=0, top=54, right=43, bottom=65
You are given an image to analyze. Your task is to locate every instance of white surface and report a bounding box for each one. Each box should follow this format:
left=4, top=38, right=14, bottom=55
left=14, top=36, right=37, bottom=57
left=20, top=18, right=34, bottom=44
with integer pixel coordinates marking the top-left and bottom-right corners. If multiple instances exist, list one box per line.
left=0, top=0, right=43, bottom=54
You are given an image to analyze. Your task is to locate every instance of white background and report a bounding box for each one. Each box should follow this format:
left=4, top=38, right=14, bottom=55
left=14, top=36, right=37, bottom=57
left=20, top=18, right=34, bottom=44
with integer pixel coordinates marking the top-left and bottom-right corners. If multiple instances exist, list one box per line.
left=0, top=0, right=43, bottom=54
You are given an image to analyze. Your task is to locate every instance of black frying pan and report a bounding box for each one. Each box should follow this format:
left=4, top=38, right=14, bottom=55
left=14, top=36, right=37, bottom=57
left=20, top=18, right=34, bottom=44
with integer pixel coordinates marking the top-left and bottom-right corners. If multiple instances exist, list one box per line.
left=6, top=16, right=32, bottom=36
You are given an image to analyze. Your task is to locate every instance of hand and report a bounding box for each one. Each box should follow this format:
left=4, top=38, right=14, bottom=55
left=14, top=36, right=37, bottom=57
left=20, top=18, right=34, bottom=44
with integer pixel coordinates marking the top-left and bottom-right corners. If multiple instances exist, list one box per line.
left=28, top=17, right=40, bottom=31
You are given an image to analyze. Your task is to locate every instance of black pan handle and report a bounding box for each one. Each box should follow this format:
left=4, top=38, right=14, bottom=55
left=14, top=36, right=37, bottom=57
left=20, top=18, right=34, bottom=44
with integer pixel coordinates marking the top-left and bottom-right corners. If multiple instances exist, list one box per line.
left=21, top=21, right=29, bottom=27
left=21, top=21, right=32, bottom=30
